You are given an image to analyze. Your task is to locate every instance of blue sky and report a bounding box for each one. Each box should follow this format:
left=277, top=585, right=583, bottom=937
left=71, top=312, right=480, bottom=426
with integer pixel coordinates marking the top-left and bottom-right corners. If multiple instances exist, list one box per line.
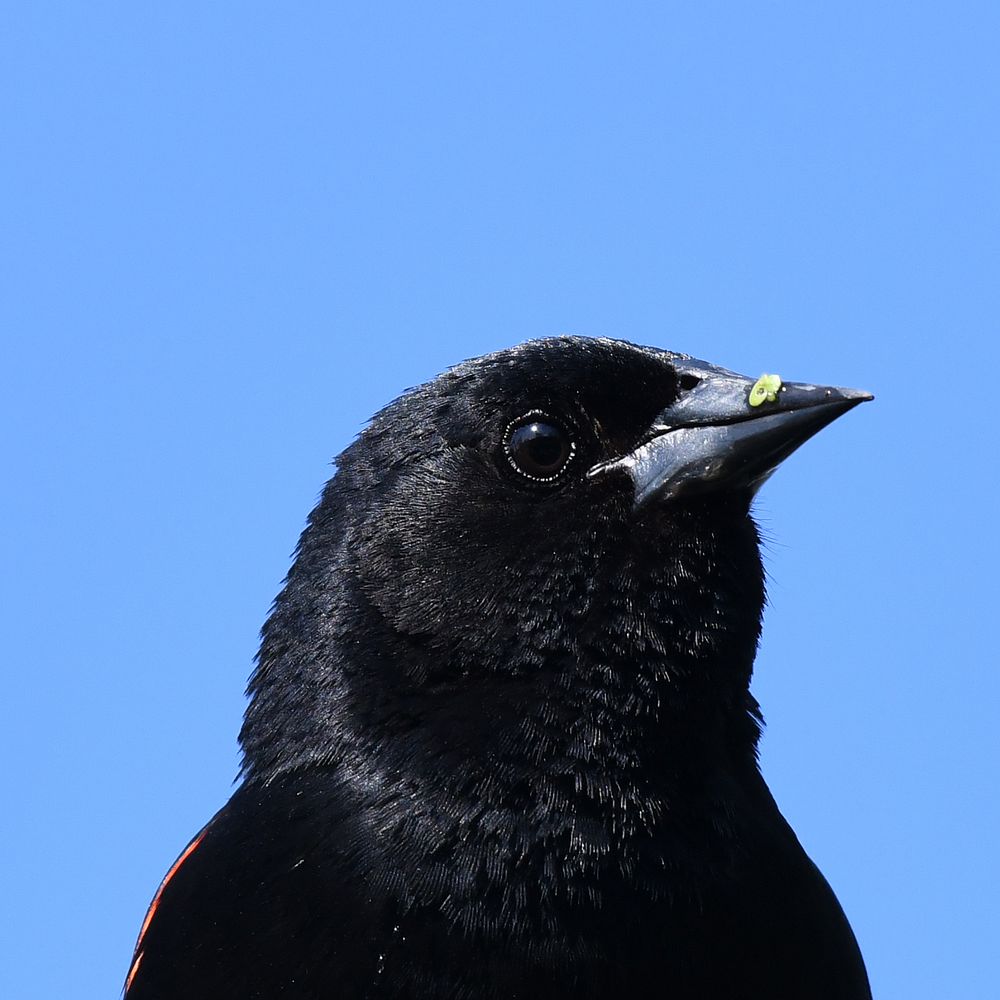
left=2, top=4, right=997, bottom=997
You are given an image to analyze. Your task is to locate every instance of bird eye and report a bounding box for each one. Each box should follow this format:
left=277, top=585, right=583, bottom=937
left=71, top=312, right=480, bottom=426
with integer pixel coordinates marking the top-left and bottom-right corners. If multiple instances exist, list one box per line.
left=504, top=414, right=575, bottom=483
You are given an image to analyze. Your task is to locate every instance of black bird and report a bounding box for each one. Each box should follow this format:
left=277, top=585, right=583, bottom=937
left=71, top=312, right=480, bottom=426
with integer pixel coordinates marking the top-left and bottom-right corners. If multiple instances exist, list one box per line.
left=125, top=337, right=872, bottom=999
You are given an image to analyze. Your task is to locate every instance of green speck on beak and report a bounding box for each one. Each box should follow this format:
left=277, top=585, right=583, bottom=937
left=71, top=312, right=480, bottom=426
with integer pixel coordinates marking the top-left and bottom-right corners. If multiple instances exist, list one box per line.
left=749, top=373, right=783, bottom=407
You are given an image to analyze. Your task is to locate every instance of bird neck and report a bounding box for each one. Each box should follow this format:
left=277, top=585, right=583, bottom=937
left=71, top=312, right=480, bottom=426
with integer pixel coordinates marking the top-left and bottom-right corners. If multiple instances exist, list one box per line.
left=242, top=497, right=767, bottom=810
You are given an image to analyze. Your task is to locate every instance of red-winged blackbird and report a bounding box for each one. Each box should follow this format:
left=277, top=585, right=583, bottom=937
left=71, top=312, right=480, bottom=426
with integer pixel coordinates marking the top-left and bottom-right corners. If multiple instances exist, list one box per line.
left=126, top=338, right=872, bottom=999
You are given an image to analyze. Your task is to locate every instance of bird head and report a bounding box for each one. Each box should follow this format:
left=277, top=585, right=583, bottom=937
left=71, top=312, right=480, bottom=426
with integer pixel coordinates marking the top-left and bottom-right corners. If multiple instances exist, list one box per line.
left=241, top=337, right=870, bottom=796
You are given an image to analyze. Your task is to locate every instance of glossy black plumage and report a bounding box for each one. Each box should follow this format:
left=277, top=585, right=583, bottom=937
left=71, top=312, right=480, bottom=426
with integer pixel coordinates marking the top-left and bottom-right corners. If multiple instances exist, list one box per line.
left=126, top=337, right=871, bottom=999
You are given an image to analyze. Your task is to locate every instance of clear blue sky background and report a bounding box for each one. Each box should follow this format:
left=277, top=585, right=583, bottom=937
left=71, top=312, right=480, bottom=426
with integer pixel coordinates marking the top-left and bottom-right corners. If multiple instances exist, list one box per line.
left=3, top=4, right=997, bottom=998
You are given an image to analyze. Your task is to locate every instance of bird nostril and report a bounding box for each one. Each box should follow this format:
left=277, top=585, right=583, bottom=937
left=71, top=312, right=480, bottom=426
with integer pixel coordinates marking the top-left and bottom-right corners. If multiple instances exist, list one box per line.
left=678, top=374, right=701, bottom=391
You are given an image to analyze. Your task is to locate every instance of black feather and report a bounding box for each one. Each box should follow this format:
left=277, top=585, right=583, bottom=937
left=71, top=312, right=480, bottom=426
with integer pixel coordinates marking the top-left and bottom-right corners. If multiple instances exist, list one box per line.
left=126, top=337, right=870, bottom=1000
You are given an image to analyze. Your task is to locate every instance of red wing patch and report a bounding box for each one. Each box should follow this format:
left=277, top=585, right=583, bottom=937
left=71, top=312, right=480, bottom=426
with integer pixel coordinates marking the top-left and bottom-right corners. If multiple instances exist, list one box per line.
left=125, top=827, right=209, bottom=994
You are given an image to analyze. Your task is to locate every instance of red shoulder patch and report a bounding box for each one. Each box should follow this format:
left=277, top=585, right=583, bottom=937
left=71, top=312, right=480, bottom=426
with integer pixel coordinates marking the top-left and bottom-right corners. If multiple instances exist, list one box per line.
left=125, top=827, right=209, bottom=994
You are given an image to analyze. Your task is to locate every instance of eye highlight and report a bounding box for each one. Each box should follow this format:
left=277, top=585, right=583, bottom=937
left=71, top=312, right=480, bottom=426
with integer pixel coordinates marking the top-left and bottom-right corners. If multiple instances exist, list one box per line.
left=503, top=413, right=576, bottom=483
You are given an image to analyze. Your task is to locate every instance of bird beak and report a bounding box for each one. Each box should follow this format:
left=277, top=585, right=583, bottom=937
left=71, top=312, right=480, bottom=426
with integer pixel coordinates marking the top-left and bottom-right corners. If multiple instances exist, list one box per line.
left=589, top=358, right=873, bottom=506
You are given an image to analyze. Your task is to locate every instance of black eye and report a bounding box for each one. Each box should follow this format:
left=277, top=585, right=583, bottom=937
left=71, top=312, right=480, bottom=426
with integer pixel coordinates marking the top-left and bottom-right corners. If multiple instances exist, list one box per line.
left=504, top=414, right=575, bottom=482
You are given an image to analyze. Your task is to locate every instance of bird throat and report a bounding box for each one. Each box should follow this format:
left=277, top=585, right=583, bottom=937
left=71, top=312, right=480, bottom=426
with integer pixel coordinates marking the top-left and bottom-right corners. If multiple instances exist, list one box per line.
left=340, top=503, right=766, bottom=904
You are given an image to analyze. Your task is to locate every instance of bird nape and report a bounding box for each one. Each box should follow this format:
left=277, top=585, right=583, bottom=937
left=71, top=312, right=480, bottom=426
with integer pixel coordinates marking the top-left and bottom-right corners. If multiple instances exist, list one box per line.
left=125, top=337, right=873, bottom=1000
